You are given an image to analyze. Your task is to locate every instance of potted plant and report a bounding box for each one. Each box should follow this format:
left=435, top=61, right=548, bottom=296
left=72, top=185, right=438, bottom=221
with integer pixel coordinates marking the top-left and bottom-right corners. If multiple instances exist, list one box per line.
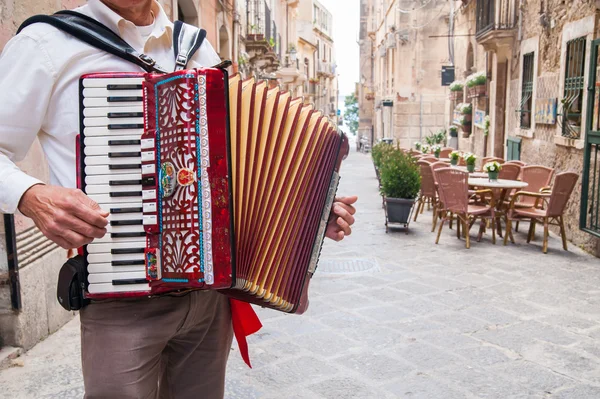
left=371, top=141, right=394, bottom=181
left=484, top=161, right=502, bottom=181
left=460, top=116, right=471, bottom=137
left=458, top=103, right=472, bottom=121
left=380, top=149, right=421, bottom=229
left=449, top=150, right=461, bottom=166
left=483, top=115, right=491, bottom=136
left=433, top=144, right=442, bottom=158
left=463, top=153, right=477, bottom=173
left=448, top=125, right=459, bottom=138
left=421, top=144, right=430, bottom=154
left=449, top=81, right=464, bottom=101
left=466, top=72, right=487, bottom=97
left=414, top=142, right=422, bottom=151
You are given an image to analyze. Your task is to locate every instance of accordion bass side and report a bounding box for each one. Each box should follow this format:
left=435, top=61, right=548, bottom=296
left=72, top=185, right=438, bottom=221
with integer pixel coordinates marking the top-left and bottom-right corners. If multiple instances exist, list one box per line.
left=77, top=67, right=348, bottom=313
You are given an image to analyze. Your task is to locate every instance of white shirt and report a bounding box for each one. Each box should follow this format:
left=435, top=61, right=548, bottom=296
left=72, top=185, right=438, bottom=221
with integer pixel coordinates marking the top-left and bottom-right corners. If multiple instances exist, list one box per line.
left=0, top=0, right=221, bottom=213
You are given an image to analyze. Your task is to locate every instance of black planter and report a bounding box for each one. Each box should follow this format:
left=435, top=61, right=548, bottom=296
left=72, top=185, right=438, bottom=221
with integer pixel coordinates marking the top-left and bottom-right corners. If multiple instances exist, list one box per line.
left=385, top=197, right=415, bottom=225
left=449, top=129, right=458, bottom=138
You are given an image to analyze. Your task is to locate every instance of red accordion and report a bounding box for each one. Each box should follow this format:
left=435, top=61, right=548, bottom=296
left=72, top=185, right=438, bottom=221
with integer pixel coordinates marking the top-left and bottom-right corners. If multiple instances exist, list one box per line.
left=77, top=67, right=347, bottom=313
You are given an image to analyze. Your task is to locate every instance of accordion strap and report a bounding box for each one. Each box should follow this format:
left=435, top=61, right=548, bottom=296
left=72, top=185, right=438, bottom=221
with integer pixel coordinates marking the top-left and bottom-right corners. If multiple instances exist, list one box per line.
left=173, top=21, right=207, bottom=71
left=17, top=10, right=169, bottom=73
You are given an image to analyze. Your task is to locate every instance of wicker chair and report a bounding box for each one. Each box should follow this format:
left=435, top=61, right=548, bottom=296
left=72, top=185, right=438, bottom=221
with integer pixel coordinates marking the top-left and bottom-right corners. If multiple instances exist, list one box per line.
left=430, top=161, right=449, bottom=232
left=509, top=166, right=555, bottom=232
left=420, top=156, right=438, bottom=163
left=439, top=147, right=454, bottom=159
left=414, top=162, right=438, bottom=222
left=504, top=172, right=578, bottom=253
left=434, top=168, right=496, bottom=248
left=481, top=157, right=505, bottom=172
left=505, top=160, right=527, bottom=167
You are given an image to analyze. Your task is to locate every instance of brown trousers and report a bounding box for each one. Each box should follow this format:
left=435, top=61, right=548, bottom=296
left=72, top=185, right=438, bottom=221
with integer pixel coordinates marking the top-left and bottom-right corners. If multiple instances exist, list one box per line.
left=79, top=290, right=233, bottom=399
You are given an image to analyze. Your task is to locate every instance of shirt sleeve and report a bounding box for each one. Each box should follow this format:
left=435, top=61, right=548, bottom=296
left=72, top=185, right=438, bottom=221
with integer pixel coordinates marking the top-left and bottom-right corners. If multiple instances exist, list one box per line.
left=0, top=34, right=56, bottom=213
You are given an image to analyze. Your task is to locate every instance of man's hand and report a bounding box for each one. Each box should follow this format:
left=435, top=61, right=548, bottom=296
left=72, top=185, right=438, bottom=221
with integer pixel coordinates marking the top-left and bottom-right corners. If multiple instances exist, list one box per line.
left=18, top=185, right=109, bottom=249
left=325, top=196, right=358, bottom=242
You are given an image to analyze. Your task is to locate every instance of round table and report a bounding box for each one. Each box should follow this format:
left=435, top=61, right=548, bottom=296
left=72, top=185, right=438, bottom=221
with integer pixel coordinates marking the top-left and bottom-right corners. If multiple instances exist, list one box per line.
left=450, top=165, right=487, bottom=178
left=467, top=178, right=529, bottom=190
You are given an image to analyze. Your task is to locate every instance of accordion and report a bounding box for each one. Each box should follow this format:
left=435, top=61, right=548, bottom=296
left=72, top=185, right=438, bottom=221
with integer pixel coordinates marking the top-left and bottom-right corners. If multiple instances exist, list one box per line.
left=77, top=67, right=348, bottom=313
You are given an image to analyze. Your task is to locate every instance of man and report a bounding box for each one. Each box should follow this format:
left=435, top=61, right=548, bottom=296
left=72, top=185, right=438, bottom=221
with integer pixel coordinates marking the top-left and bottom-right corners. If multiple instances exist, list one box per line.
left=0, top=0, right=357, bottom=398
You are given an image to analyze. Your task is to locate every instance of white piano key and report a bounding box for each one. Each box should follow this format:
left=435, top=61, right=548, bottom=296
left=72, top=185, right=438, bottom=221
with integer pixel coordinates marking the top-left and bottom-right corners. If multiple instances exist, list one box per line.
left=83, top=106, right=143, bottom=118
left=141, top=139, right=155, bottom=149
left=83, top=126, right=144, bottom=136
left=141, top=151, right=155, bottom=162
left=83, top=117, right=144, bottom=127
left=86, top=173, right=142, bottom=185
left=82, top=77, right=144, bottom=87
left=84, top=135, right=142, bottom=147
left=83, top=98, right=143, bottom=108
left=107, top=212, right=143, bottom=221
left=84, top=145, right=141, bottom=156
left=105, top=224, right=145, bottom=234
left=89, top=194, right=142, bottom=204
left=88, top=283, right=151, bottom=294
left=92, top=234, right=146, bottom=244
left=85, top=165, right=141, bottom=175
left=83, top=88, right=143, bottom=98
left=84, top=155, right=141, bottom=166
left=142, top=190, right=156, bottom=200
left=87, top=252, right=145, bottom=264
left=87, top=241, right=146, bottom=254
left=88, top=271, right=147, bottom=284
left=86, top=184, right=143, bottom=194
left=88, top=263, right=146, bottom=274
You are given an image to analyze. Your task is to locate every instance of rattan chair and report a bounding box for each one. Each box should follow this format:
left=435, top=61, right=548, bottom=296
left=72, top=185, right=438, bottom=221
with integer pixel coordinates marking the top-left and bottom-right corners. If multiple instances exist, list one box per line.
left=504, top=172, right=578, bottom=253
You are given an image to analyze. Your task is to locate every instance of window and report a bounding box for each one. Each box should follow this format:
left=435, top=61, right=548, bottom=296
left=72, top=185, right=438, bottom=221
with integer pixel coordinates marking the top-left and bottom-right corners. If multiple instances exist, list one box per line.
left=507, top=137, right=521, bottom=161
left=562, top=36, right=587, bottom=139
left=520, top=52, right=534, bottom=129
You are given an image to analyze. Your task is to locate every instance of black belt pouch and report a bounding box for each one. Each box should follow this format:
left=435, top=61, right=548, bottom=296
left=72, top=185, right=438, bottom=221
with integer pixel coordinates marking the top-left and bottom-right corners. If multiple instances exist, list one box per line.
left=57, top=255, right=89, bottom=311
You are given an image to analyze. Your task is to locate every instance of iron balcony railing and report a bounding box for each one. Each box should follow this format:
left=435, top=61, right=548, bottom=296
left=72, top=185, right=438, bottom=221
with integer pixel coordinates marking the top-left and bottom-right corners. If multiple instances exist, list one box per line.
left=476, top=0, right=517, bottom=39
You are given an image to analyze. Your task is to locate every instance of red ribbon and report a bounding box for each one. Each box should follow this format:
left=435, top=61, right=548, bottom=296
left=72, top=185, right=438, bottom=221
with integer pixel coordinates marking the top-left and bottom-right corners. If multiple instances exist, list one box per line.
left=230, top=299, right=262, bottom=368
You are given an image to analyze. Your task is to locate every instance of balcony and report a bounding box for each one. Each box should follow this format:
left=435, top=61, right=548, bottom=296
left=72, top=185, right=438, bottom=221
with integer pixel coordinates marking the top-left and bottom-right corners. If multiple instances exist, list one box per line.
left=245, top=0, right=280, bottom=72
left=475, top=0, right=517, bottom=51
left=276, top=57, right=305, bottom=84
left=317, top=61, right=335, bottom=77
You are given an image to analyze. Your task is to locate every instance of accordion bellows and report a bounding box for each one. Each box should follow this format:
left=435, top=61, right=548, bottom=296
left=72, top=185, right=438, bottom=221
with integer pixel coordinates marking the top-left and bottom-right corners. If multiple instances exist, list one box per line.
left=78, top=67, right=348, bottom=313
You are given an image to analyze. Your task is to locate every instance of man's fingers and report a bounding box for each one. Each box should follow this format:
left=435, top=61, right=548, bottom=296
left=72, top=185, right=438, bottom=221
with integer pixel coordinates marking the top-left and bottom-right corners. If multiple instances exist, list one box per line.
left=335, top=195, right=358, bottom=206
left=71, top=191, right=109, bottom=228
left=325, top=226, right=344, bottom=242
left=337, top=217, right=352, bottom=236
left=59, top=229, right=93, bottom=249
left=333, top=205, right=355, bottom=226
left=334, top=202, right=356, bottom=217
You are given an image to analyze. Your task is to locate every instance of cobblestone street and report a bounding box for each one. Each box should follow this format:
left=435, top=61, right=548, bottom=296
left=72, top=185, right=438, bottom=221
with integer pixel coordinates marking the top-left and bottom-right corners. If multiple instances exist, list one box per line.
left=2, top=147, right=600, bottom=398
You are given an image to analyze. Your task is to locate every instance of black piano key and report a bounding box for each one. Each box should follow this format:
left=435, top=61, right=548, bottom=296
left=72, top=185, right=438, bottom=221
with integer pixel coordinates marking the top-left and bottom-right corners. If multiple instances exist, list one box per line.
left=110, top=207, right=143, bottom=214
left=108, top=123, right=145, bottom=130
left=111, top=248, right=145, bottom=255
left=111, top=232, right=146, bottom=238
left=110, top=219, right=143, bottom=226
left=108, top=139, right=141, bottom=146
left=112, top=278, right=148, bottom=285
left=107, top=96, right=143, bottom=103
left=110, top=191, right=142, bottom=198
left=111, top=260, right=145, bottom=266
left=109, top=179, right=142, bottom=186
left=142, top=176, right=156, bottom=186
left=107, top=112, right=144, bottom=118
left=109, top=164, right=141, bottom=170
left=108, top=152, right=141, bottom=158
left=106, top=84, right=143, bottom=90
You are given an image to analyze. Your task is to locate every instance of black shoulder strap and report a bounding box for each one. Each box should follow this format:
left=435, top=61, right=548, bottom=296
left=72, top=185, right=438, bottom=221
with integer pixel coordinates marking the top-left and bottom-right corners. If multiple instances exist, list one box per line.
left=172, top=21, right=207, bottom=71
left=17, top=10, right=168, bottom=73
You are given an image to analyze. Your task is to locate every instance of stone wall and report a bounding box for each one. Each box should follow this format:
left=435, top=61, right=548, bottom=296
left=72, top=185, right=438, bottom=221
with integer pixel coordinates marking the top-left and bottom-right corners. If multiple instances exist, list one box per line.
left=393, top=96, right=446, bottom=148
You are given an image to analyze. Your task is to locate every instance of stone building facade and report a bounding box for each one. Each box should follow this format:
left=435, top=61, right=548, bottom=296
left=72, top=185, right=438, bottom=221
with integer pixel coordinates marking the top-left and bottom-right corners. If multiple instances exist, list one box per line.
left=0, top=0, right=338, bottom=350
left=359, top=0, right=450, bottom=148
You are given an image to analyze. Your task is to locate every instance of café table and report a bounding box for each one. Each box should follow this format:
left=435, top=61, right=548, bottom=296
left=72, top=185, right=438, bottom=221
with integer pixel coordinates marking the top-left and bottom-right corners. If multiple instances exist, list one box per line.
left=468, top=178, right=529, bottom=237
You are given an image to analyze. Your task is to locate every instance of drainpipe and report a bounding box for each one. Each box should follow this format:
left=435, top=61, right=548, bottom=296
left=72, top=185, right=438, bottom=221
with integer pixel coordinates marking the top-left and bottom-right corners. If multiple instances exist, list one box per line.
left=3, top=214, right=21, bottom=310
left=419, top=94, right=423, bottom=141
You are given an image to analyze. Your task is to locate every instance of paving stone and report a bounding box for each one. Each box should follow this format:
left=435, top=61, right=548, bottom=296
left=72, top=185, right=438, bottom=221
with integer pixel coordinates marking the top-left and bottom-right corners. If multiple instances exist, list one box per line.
left=492, top=360, right=575, bottom=394
left=455, top=345, right=515, bottom=367
left=336, top=352, right=414, bottom=381
left=308, top=377, right=385, bottom=399
left=552, top=385, right=600, bottom=398
left=383, top=373, right=468, bottom=399
left=391, top=342, right=462, bottom=370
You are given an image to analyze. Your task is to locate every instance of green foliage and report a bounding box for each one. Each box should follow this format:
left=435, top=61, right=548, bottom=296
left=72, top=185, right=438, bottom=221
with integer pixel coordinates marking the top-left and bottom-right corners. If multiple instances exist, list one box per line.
left=344, top=93, right=359, bottom=135
left=449, top=81, right=464, bottom=92
left=424, top=129, right=446, bottom=146
left=379, top=149, right=421, bottom=200
left=448, top=125, right=459, bottom=136
left=466, top=72, right=487, bottom=88
left=463, top=152, right=477, bottom=165
left=371, top=142, right=394, bottom=169
left=269, top=37, right=276, bottom=48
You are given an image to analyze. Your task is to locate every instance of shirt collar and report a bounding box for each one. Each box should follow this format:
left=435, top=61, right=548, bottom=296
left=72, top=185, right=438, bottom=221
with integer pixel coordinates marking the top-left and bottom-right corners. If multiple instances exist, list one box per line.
left=87, top=0, right=173, bottom=43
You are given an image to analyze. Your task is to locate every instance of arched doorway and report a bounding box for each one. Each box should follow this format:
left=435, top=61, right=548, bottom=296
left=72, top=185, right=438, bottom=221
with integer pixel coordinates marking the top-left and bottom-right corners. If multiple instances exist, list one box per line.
left=219, top=25, right=230, bottom=60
